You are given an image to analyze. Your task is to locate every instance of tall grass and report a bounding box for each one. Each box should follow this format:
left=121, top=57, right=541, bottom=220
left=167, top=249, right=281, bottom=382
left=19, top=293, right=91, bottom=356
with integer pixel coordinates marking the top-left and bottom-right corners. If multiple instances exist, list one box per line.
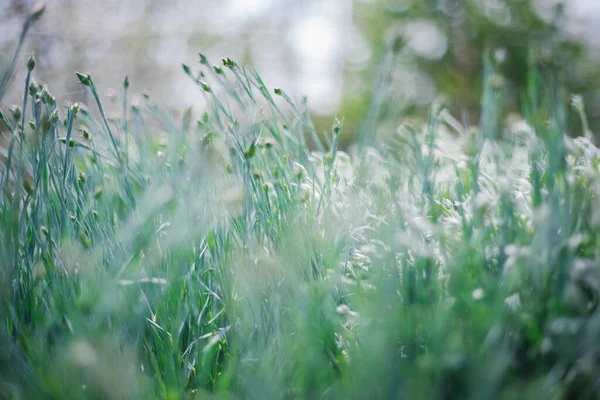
left=1, top=44, right=600, bottom=399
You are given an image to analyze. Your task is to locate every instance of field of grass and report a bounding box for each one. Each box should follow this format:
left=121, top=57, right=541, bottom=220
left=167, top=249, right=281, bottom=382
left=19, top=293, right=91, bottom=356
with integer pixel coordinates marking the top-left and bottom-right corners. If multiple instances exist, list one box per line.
left=2, top=32, right=600, bottom=399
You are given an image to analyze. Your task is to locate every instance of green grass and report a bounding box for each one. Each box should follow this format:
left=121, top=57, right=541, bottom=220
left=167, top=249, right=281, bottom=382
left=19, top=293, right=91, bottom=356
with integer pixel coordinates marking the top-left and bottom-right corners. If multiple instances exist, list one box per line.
left=1, top=46, right=600, bottom=399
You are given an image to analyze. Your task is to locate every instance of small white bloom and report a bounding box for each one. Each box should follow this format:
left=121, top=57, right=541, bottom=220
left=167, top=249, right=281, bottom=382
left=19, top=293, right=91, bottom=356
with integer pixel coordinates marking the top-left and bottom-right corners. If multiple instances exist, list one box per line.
left=472, top=288, right=484, bottom=300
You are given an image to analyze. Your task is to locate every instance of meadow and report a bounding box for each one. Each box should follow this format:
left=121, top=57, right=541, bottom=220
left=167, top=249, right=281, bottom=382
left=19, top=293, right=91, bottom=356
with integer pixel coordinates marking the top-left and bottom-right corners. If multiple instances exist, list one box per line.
left=1, top=10, right=600, bottom=399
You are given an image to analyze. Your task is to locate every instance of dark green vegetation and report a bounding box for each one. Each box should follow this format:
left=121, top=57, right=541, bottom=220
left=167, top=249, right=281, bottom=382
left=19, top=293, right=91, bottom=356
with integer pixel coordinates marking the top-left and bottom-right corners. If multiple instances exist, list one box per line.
left=334, top=0, right=600, bottom=148
left=2, top=13, right=600, bottom=400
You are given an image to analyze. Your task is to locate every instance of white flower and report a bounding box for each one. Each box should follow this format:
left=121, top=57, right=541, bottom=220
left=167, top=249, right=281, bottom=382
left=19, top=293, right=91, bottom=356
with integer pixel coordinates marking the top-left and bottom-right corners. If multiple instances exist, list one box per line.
left=472, top=288, right=484, bottom=300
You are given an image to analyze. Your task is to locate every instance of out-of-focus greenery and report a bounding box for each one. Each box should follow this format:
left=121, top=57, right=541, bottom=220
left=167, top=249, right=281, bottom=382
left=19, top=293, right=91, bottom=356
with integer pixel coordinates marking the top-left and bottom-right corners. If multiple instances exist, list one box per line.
left=2, top=24, right=600, bottom=397
left=341, top=0, right=600, bottom=144
left=5, top=1, right=600, bottom=148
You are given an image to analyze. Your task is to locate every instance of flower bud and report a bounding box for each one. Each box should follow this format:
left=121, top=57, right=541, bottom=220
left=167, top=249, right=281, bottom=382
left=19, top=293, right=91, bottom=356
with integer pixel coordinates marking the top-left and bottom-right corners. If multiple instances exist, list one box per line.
left=27, top=54, right=36, bottom=71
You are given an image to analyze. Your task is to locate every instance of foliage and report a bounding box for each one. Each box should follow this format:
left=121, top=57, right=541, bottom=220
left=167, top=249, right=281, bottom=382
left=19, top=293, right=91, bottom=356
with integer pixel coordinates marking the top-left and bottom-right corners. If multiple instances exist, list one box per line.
left=1, top=43, right=600, bottom=399
left=348, top=0, right=600, bottom=139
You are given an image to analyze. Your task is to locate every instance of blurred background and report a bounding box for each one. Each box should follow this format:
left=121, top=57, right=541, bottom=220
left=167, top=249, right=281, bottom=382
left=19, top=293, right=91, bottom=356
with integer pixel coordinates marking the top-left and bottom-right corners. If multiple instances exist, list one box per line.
left=2, top=0, right=600, bottom=143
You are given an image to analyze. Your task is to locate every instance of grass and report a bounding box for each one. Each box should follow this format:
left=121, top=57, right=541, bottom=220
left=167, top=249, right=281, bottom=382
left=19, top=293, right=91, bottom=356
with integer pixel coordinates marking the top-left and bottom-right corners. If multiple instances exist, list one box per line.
left=1, top=42, right=600, bottom=399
